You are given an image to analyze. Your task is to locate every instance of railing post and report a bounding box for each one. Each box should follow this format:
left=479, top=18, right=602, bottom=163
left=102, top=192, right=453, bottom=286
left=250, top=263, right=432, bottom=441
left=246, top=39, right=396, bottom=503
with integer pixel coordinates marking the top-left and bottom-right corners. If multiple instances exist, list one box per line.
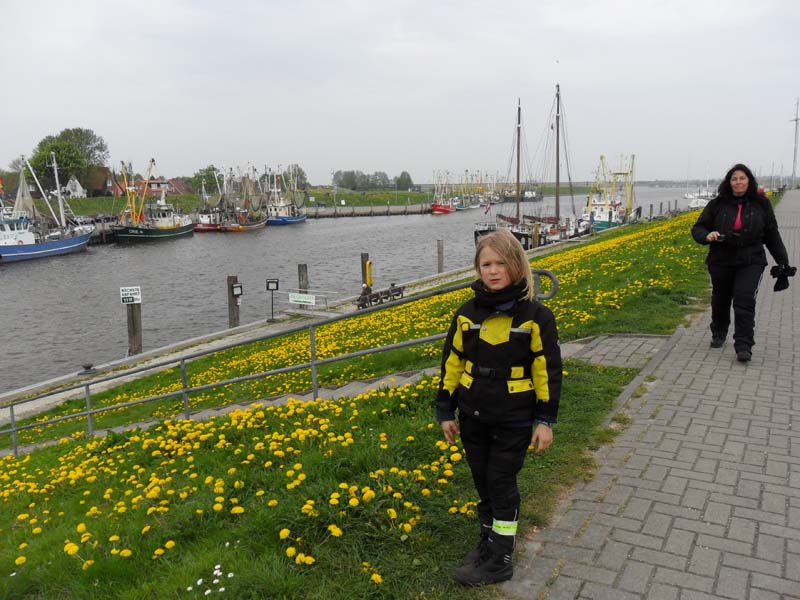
left=84, top=384, right=94, bottom=438
left=309, top=325, right=319, bottom=400
left=10, top=404, right=18, bottom=457
left=181, top=358, right=190, bottom=419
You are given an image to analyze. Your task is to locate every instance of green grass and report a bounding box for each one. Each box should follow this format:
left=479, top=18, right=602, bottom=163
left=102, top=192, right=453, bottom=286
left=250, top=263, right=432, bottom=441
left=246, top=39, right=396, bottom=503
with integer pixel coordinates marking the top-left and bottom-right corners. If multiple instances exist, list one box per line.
left=0, top=362, right=632, bottom=599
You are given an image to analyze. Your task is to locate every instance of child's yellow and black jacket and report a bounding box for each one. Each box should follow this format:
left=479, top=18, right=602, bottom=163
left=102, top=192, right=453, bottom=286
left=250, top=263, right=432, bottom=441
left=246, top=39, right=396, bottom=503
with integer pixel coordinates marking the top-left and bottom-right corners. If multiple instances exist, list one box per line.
left=436, top=279, right=562, bottom=425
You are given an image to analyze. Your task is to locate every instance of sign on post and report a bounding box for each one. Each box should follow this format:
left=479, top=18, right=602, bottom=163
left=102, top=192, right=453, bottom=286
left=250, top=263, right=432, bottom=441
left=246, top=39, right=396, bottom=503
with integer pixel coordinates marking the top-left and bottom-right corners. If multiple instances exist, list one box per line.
left=120, top=286, right=142, bottom=304
left=289, top=292, right=316, bottom=306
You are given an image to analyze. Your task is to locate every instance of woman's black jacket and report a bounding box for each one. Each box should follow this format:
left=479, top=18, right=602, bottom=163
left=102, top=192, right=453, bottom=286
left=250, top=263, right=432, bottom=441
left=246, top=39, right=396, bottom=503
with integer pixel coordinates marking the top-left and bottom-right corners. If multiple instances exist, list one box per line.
left=691, top=193, right=788, bottom=267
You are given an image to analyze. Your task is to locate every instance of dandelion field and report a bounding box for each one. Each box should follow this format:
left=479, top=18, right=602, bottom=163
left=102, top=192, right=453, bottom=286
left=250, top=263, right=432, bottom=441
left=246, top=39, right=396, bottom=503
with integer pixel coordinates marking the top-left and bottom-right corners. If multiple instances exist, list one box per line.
left=1, top=209, right=714, bottom=598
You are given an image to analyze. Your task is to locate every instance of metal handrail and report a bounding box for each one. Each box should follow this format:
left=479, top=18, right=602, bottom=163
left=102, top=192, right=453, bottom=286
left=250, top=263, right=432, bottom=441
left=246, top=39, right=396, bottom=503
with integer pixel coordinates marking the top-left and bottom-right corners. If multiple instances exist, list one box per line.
left=0, top=270, right=558, bottom=456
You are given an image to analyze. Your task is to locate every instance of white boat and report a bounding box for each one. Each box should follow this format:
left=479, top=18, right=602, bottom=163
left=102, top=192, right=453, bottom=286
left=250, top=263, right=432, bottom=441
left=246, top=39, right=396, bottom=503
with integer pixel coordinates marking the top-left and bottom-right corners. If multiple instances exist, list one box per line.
left=580, top=154, right=638, bottom=231
left=265, top=166, right=306, bottom=225
left=0, top=157, right=94, bottom=263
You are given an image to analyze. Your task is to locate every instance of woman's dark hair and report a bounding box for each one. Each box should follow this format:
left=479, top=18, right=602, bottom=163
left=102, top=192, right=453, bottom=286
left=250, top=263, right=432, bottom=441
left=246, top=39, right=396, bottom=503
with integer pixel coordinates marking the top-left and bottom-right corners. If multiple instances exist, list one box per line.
left=717, top=163, right=759, bottom=199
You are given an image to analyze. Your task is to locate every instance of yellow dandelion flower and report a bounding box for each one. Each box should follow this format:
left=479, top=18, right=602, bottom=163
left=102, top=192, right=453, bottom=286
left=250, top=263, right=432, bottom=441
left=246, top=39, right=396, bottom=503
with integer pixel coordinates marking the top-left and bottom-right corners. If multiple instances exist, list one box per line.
left=286, top=546, right=296, bottom=558
left=279, top=528, right=291, bottom=540
left=327, top=524, right=343, bottom=537
left=64, top=542, right=79, bottom=556
left=120, top=549, right=132, bottom=557
left=15, top=556, right=26, bottom=566
left=231, top=506, right=245, bottom=515
left=303, top=555, right=315, bottom=565
left=370, top=573, right=383, bottom=584
left=76, top=523, right=87, bottom=533
left=141, top=525, right=151, bottom=535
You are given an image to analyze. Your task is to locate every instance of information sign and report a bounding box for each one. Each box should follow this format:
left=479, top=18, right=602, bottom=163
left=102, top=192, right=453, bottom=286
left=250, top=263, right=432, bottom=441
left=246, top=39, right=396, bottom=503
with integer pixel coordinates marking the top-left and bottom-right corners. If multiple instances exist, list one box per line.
left=120, top=286, right=142, bottom=305
left=289, top=292, right=316, bottom=306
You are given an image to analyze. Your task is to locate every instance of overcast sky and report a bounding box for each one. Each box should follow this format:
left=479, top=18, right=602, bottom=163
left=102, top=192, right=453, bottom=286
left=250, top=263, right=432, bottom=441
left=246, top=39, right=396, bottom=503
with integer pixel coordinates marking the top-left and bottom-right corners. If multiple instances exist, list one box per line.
left=2, top=0, right=798, bottom=185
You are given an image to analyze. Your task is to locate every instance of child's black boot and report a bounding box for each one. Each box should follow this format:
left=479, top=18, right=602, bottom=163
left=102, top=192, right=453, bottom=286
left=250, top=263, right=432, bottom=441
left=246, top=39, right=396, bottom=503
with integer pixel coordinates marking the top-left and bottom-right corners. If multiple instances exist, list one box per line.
left=452, top=537, right=513, bottom=586
left=460, top=518, right=492, bottom=566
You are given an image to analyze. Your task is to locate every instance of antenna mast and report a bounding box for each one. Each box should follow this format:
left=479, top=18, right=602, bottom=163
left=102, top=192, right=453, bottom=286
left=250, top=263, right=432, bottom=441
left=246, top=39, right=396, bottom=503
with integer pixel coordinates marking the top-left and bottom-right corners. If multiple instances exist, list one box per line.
left=791, top=98, right=799, bottom=188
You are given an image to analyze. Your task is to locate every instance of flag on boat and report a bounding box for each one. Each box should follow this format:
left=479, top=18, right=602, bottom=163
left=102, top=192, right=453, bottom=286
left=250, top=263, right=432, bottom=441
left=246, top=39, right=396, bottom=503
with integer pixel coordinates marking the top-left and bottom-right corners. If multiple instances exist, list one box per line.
left=484, top=202, right=491, bottom=215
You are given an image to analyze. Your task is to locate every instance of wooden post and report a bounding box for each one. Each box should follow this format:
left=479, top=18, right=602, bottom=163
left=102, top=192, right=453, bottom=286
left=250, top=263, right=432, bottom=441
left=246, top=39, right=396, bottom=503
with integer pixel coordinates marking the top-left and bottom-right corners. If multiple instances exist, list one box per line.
left=227, top=275, right=240, bottom=328
left=437, top=240, right=444, bottom=273
left=659, top=201, right=663, bottom=216
left=126, top=303, right=142, bottom=356
left=649, top=204, right=653, bottom=220
left=533, top=223, right=540, bottom=247
left=299, top=263, right=309, bottom=294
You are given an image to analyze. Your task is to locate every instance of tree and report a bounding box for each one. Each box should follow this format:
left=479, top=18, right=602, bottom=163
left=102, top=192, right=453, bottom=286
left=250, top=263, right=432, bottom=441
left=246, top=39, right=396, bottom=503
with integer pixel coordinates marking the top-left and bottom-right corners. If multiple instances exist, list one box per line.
left=395, top=171, right=414, bottom=191
left=189, top=165, right=220, bottom=194
left=53, top=128, right=109, bottom=168
left=28, top=139, right=86, bottom=191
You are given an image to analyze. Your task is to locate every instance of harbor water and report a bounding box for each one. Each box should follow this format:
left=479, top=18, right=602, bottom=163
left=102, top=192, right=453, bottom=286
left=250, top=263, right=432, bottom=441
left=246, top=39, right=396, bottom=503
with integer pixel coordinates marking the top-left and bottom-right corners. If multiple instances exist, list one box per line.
left=0, top=187, right=687, bottom=393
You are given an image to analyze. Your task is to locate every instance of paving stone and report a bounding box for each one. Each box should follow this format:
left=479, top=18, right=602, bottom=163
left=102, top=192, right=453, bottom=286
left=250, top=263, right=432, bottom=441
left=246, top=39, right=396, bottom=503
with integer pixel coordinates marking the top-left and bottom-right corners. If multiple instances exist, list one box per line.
left=714, top=566, right=749, bottom=600
left=688, top=546, right=721, bottom=576
left=617, top=561, right=653, bottom=594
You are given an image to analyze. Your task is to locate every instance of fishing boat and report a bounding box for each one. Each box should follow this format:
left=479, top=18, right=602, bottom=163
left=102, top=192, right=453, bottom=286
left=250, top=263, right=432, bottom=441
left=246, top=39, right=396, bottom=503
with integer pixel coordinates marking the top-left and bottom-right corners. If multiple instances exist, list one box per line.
left=111, top=159, right=194, bottom=242
left=194, top=177, right=225, bottom=232
left=219, top=168, right=268, bottom=231
left=0, top=156, right=94, bottom=263
left=265, top=166, right=306, bottom=225
left=581, top=155, right=638, bottom=231
left=430, top=170, right=457, bottom=214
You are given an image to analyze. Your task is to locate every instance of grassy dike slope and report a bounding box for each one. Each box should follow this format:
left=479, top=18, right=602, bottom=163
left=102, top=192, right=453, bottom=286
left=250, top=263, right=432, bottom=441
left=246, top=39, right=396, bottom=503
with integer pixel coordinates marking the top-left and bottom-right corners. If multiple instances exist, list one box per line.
left=0, top=210, right=712, bottom=599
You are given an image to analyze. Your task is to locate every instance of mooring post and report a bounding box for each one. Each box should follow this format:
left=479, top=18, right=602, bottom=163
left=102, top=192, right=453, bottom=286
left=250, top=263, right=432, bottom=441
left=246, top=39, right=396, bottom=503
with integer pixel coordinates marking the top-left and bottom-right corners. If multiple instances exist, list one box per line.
left=227, top=275, right=240, bottom=328
left=659, top=201, right=663, bottom=216
left=360, top=253, right=370, bottom=286
left=649, top=204, right=653, bottom=220
left=437, top=240, right=444, bottom=273
left=126, top=303, right=142, bottom=355
left=298, top=264, right=309, bottom=310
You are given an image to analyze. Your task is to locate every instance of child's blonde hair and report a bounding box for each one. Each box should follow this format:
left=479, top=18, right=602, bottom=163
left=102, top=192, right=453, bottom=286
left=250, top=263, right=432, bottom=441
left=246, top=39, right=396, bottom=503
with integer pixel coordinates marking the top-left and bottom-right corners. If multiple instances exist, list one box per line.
left=474, top=228, right=534, bottom=300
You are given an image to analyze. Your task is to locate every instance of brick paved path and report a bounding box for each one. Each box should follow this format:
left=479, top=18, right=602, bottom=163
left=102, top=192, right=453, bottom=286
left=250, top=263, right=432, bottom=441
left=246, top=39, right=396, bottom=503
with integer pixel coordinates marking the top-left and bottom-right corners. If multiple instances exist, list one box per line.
left=504, top=190, right=800, bottom=599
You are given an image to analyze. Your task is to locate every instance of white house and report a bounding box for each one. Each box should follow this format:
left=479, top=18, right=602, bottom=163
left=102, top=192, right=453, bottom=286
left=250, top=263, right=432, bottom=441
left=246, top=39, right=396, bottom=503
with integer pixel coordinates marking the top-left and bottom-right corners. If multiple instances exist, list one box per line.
left=64, top=175, right=87, bottom=198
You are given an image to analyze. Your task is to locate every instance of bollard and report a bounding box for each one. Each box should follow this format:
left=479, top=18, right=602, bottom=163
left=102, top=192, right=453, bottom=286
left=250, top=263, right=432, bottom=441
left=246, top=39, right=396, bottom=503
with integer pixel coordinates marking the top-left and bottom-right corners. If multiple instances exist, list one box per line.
left=360, top=253, right=370, bottom=287
left=649, top=204, right=653, bottom=220
left=298, top=264, right=309, bottom=310
left=659, top=201, right=663, bottom=216
left=533, top=222, right=540, bottom=247
left=437, top=240, right=444, bottom=273
left=126, top=303, right=142, bottom=355
left=227, top=275, right=240, bottom=328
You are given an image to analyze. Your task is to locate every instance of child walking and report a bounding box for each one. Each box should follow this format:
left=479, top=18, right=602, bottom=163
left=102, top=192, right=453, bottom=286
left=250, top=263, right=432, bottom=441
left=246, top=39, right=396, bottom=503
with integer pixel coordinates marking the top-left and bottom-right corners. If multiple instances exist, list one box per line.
left=437, top=228, right=562, bottom=586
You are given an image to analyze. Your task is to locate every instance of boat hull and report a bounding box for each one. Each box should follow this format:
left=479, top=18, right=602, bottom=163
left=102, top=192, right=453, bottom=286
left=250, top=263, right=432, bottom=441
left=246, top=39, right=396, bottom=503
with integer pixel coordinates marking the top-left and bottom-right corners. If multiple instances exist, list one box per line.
left=193, top=222, right=220, bottom=232
left=431, top=203, right=456, bottom=214
left=112, top=223, right=195, bottom=242
left=218, top=218, right=267, bottom=232
left=267, top=214, right=307, bottom=225
left=0, top=231, right=93, bottom=263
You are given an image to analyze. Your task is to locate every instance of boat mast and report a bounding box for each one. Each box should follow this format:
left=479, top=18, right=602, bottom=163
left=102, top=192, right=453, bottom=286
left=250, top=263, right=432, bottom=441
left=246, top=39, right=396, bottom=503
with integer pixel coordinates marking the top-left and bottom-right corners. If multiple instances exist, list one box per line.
left=555, top=84, right=561, bottom=222
left=24, top=158, right=60, bottom=224
left=515, top=98, right=521, bottom=222
left=50, top=152, right=66, bottom=228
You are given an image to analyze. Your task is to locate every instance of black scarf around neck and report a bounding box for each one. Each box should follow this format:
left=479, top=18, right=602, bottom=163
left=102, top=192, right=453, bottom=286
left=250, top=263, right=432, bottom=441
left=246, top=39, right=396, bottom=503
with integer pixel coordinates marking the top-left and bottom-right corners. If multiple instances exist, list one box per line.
left=471, top=278, right=529, bottom=308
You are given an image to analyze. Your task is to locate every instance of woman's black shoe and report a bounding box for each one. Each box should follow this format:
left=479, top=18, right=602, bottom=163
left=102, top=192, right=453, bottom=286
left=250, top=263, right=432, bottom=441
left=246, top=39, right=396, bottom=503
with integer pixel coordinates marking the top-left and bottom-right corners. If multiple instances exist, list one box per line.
left=710, top=337, right=724, bottom=348
left=736, top=350, right=752, bottom=362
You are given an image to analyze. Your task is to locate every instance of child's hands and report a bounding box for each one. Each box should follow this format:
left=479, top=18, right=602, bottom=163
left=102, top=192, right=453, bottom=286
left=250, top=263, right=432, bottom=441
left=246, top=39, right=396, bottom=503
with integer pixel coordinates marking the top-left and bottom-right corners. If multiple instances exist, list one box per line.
left=441, top=420, right=460, bottom=444
left=530, top=423, right=553, bottom=453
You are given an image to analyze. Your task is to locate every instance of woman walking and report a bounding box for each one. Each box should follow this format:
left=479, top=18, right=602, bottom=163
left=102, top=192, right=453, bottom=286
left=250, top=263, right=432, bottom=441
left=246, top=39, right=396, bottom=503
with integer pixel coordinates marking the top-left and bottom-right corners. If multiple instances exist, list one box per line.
left=691, top=163, right=792, bottom=362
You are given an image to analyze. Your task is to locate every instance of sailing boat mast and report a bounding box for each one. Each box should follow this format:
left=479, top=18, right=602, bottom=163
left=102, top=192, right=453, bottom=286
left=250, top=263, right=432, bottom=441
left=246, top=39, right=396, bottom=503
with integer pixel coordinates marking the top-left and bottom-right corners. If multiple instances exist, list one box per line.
left=50, top=152, right=66, bottom=228
left=555, top=84, right=561, bottom=222
left=515, top=98, right=521, bottom=222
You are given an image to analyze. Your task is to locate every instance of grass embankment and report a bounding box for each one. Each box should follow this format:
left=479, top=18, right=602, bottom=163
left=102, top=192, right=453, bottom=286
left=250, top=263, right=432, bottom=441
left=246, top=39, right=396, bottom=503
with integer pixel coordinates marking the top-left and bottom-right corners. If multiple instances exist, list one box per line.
left=0, top=210, right=711, bottom=599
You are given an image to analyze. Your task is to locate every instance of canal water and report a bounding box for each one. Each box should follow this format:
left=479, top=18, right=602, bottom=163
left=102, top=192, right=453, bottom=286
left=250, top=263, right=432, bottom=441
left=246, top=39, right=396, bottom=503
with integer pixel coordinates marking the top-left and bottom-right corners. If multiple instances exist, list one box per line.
left=0, top=187, right=687, bottom=393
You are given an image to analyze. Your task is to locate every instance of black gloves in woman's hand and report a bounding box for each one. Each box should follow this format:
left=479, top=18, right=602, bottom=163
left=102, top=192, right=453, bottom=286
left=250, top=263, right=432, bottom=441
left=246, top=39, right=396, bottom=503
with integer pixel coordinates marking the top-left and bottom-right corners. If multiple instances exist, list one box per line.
left=770, top=264, right=797, bottom=292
